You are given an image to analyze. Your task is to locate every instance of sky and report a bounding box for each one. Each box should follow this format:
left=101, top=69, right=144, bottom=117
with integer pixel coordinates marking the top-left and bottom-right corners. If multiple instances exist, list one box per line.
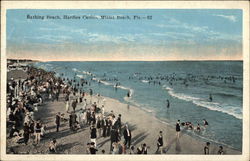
left=6, top=9, right=242, bottom=61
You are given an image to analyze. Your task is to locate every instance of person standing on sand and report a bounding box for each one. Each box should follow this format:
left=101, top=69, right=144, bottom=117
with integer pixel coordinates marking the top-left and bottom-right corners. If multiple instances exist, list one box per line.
left=96, top=116, right=102, bottom=138
left=156, top=131, right=163, bottom=154
left=204, top=142, right=210, bottom=154
left=176, top=120, right=181, bottom=138
left=110, top=127, right=119, bottom=152
left=23, top=123, right=30, bottom=145
left=71, top=99, right=77, bottom=112
left=34, top=120, right=42, bottom=144
left=55, top=112, right=61, bottom=132
left=90, top=125, right=97, bottom=147
left=123, top=124, right=132, bottom=148
left=65, top=101, right=69, bottom=112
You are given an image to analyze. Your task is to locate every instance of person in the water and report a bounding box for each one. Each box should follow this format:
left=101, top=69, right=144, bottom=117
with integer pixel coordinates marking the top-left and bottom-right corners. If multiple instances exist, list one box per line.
left=203, top=119, right=209, bottom=127
left=166, top=99, right=170, bottom=108
left=209, top=94, right=213, bottom=102
left=127, top=91, right=130, bottom=97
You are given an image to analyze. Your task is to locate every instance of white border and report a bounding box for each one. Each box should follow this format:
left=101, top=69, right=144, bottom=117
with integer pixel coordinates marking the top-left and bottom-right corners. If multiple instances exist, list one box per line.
left=1, top=1, right=249, bottom=161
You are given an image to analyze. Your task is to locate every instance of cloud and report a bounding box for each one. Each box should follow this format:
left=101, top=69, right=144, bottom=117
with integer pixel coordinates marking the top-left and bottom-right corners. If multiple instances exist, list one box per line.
left=23, top=35, right=72, bottom=43
left=156, top=17, right=241, bottom=43
left=213, top=14, right=237, bottom=22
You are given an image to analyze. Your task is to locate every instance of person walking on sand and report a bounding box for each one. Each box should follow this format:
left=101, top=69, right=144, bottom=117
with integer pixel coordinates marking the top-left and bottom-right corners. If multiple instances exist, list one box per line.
left=176, top=120, right=181, bottom=138
left=156, top=131, right=163, bottom=154
left=123, top=124, right=132, bottom=148
left=55, top=112, right=61, bottom=132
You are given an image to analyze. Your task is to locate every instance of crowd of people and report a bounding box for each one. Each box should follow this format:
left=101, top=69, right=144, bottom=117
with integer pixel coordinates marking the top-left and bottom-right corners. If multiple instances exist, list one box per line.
left=6, top=65, right=226, bottom=155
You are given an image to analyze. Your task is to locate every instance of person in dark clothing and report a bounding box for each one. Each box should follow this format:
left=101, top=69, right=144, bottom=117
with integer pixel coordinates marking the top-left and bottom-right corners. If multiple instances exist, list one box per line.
left=23, top=123, right=30, bottom=145
left=142, top=143, right=148, bottom=154
left=71, top=112, right=77, bottom=131
left=166, top=99, right=170, bottom=108
left=116, top=114, right=122, bottom=135
left=9, top=125, right=19, bottom=138
left=204, top=142, right=210, bottom=154
left=102, top=118, right=107, bottom=137
left=71, top=100, right=77, bottom=112
left=29, top=121, right=35, bottom=136
left=96, top=117, right=102, bottom=138
left=106, top=119, right=112, bottom=137
left=217, top=146, right=224, bottom=155
left=156, top=131, right=163, bottom=154
left=69, top=112, right=73, bottom=130
left=176, top=120, right=181, bottom=138
left=110, top=127, right=119, bottom=152
left=123, top=124, right=132, bottom=148
left=55, top=112, right=61, bottom=132
left=89, top=142, right=98, bottom=154
left=86, top=110, right=91, bottom=125
left=90, top=125, right=97, bottom=147
left=137, top=144, right=143, bottom=154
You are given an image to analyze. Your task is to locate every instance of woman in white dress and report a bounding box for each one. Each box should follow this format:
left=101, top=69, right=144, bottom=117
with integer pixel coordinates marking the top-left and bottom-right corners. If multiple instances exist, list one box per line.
left=65, top=101, right=69, bottom=112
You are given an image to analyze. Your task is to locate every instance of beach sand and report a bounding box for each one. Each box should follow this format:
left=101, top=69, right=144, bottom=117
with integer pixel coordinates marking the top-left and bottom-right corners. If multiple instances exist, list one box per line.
left=6, top=92, right=241, bottom=154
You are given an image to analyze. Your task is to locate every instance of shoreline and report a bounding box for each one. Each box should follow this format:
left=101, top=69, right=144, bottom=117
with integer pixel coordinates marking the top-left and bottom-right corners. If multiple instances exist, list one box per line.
left=36, top=61, right=242, bottom=153
left=87, top=94, right=241, bottom=154
left=5, top=64, right=241, bottom=155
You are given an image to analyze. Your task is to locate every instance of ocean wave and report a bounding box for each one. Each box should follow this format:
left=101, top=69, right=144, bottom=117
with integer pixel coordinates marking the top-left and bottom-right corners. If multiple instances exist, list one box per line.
left=92, top=77, right=113, bottom=86
left=141, top=80, right=149, bottom=83
left=76, top=74, right=84, bottom=79
left=118, top=85, right=134, bottom=96
left=72, top=68, right=78, bottom=72
left=163, top=85, right=242, bottom=120
left=82, top=70, right=95, bottom=76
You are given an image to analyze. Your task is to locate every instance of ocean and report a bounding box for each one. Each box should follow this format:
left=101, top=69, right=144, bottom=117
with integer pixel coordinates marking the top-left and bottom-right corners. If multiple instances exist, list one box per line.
left=34, top=61, right=243, bottom=151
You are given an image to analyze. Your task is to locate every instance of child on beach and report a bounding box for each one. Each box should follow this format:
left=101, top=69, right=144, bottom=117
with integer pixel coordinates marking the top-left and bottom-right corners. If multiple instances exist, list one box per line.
left=176, top=120, right=181, bottom=138
left=49, top=138, right=57, bottom=154
left=218, top=146, right=224, bottom=154
left=34, top=120, right=42, bottom=144
left=204, top=142, right=210, bottom=154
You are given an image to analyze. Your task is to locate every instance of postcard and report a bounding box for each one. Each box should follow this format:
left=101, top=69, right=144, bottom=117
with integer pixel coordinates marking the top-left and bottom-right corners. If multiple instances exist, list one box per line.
left=1, top=1, right=249, bottom=161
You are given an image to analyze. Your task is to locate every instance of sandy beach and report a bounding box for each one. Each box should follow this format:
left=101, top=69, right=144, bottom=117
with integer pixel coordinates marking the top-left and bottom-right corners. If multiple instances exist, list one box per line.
left=6, top=86, right=241, bottom=154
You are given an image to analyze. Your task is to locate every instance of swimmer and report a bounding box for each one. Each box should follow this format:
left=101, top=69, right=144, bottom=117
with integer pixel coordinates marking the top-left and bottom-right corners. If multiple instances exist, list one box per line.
left=127, top=91, right=130, bottom=97
left=203, top=119, right=209, bottom=127
left=166, top=99, right=170, bottom=108
left=209, top=94, right=213, bottom=102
